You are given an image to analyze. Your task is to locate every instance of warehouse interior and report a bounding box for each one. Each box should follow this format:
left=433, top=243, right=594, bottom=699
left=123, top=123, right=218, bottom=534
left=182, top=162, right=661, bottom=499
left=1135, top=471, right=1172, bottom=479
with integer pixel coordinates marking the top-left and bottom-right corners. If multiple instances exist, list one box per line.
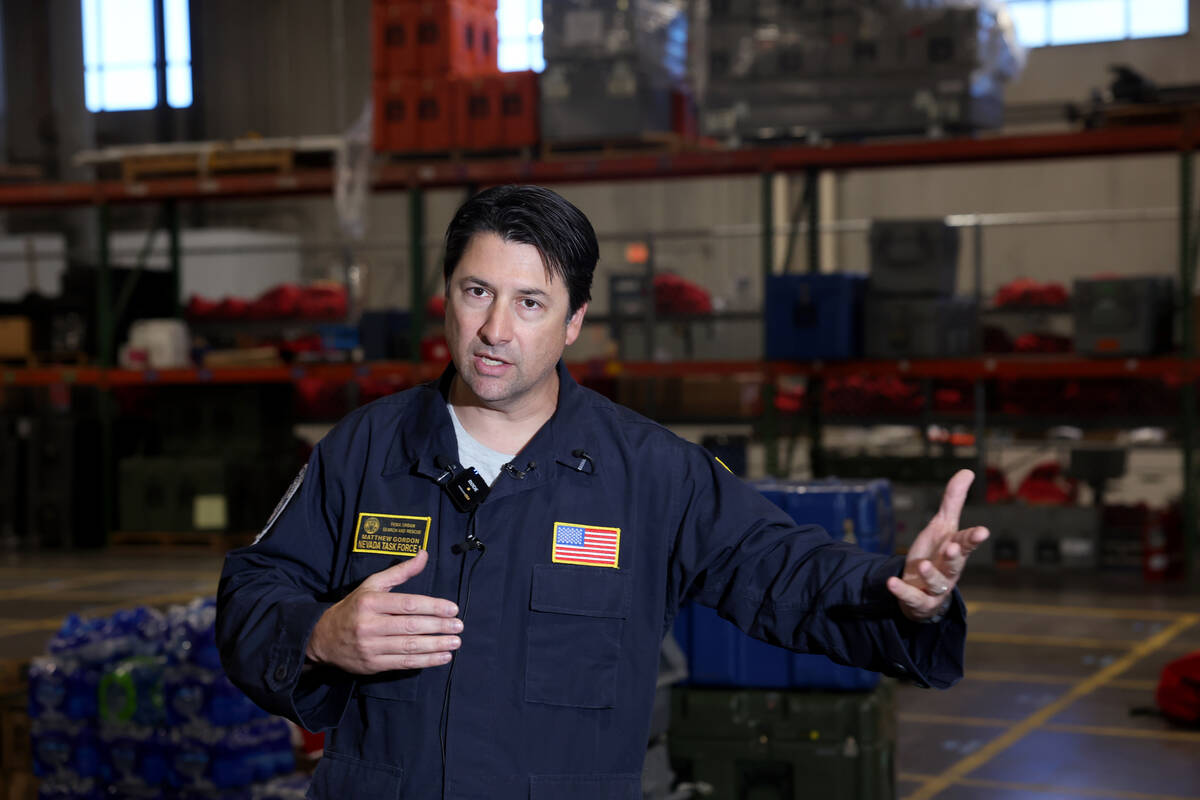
left=1, top=0, right=1200, bottom=798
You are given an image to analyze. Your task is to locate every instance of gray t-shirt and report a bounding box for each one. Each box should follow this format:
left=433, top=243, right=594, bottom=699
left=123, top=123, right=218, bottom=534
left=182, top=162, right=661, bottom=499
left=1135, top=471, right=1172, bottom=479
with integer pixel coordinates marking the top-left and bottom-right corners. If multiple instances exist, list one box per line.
left=448, top=403, right=514, bottom=485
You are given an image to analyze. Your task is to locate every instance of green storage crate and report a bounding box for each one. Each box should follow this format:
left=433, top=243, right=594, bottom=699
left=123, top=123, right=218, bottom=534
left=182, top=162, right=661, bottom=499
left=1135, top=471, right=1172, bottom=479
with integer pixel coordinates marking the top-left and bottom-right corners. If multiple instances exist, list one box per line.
left=157, top=385, right=294, bottom=456
left=119, top=456, right=230, bottom=532
left=668, top=682, right=896, bottom=800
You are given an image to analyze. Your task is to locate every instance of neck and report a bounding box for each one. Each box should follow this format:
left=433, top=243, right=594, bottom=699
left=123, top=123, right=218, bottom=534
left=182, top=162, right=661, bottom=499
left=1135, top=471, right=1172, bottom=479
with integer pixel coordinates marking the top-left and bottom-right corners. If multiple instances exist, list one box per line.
left=449, top=372, right=559, bottom=454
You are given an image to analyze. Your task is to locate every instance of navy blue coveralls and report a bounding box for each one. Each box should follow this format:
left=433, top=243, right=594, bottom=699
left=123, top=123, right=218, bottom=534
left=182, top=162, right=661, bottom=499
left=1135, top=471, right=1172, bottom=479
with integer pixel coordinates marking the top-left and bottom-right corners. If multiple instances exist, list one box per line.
left=217, top=361, right=966, bottom=800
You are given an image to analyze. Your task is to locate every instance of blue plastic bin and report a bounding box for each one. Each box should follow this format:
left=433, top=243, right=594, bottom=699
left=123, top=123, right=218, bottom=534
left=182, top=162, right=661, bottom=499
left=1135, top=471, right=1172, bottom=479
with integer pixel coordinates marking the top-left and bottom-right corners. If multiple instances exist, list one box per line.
left=673, top=478, right=895, bottom=690
left=765, top=273, right=867, bottom=361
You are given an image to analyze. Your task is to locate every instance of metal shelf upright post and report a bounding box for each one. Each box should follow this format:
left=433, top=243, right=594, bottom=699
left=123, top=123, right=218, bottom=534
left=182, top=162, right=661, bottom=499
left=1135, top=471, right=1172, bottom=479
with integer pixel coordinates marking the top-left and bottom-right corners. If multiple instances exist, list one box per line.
left=1180, top=146, right=1196, bottom=581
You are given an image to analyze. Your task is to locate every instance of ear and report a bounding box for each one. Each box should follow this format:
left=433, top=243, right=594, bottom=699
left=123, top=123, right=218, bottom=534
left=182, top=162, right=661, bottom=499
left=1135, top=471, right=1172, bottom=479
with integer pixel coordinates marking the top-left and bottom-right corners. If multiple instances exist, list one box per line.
left=564, top=302, right=588, bottom=346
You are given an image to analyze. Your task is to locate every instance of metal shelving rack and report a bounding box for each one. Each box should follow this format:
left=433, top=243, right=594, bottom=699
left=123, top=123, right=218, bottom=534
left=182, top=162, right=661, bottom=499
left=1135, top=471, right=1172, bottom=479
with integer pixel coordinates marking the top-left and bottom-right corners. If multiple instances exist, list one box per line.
left=0, top=124, right=1195, bottom=574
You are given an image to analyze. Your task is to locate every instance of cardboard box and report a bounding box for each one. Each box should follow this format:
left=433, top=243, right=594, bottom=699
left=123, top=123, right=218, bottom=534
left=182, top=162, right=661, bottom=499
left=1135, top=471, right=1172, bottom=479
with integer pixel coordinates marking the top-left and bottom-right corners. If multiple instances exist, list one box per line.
left=0, top=770, right=37, bottom=800
left=0, top=317, right=32, bottom=360
left=0, top=705, right=31, bottom=772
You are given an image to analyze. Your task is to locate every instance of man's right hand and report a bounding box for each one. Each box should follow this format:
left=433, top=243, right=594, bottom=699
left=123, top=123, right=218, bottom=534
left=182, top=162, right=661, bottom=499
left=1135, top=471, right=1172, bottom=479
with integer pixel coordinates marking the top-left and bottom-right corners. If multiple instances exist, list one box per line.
left=306, top=549, right=462, bottom=674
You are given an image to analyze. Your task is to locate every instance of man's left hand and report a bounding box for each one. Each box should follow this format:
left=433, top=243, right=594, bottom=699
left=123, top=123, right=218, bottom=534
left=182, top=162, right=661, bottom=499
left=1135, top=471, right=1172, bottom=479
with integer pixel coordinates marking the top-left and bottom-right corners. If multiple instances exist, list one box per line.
left=887, top=469, right=989, bottom=623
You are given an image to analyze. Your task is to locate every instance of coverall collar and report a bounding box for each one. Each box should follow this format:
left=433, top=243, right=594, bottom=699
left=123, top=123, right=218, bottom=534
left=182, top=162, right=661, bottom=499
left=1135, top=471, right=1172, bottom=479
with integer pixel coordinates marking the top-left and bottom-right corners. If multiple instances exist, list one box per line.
left=383, top=360, right=591, bottom=498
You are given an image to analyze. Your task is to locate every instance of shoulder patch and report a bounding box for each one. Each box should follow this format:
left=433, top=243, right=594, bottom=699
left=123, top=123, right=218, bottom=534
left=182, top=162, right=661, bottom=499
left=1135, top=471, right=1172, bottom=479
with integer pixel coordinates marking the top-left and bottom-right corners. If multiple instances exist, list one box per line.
left=254, top=464, right=307, bottom=546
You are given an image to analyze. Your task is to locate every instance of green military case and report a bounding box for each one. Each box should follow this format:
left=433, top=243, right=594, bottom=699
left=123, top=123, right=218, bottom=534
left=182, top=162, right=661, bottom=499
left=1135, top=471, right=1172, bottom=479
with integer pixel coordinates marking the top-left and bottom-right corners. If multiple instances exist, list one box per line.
left=119, top=456, right=229, bottom=532
left=119, top=455, right=300, bottom=533
left=668, top=682, right=896, bottom=800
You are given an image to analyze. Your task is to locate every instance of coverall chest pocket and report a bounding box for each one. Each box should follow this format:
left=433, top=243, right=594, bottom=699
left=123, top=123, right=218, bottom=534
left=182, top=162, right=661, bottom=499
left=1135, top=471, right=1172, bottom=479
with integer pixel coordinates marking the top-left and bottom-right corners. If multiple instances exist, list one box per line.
left=525, top=565, right=631, bottom=709
left=347, top=553, right=434, bottom=703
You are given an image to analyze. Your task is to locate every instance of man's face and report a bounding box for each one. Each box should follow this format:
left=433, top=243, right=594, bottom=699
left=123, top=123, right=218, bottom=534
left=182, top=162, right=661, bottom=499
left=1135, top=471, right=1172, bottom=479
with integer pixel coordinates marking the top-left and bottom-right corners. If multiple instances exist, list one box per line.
left=444, top=233, right=586, bottom=412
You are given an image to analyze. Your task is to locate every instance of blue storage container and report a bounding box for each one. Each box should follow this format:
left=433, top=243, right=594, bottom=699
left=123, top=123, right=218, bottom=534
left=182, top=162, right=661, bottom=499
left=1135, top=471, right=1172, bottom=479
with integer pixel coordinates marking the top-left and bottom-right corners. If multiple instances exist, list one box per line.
left=765, top=273, right=867, bottom=361
left=674, top=603, right=879, bottom=691
left=751, top=477, right=895, bottom=556
left=673, top=477, right=894, bottom=690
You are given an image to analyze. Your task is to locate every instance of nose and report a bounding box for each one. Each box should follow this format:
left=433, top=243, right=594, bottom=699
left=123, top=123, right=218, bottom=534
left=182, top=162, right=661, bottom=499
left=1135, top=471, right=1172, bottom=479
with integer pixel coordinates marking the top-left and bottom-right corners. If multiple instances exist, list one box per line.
left=478, top=301, right=513, bottom=346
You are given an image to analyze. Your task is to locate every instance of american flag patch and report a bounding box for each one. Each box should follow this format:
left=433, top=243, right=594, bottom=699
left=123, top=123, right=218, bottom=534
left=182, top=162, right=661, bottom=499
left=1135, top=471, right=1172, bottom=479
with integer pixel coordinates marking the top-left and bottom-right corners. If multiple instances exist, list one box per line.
left=551, top=522, right=621, bottom=568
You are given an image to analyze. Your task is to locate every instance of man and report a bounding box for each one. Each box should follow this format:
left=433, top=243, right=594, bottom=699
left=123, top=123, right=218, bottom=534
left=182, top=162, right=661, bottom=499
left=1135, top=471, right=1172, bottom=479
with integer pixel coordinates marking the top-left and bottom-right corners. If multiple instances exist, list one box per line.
left=217, top=185, right=987, bottom=799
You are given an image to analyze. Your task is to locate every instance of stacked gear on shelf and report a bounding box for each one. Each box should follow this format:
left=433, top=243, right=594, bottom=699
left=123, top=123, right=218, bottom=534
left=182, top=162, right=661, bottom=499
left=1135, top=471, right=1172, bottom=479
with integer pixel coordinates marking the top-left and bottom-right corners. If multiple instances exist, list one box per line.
left=539, top=0, right=691, bottom=144
left=27, top=599, right=303, bottom=799
left=863, top=219, right=978, bottom=359
left=673, top=478, right=893, bottom=692
left=701, top=0, right=1023, bottom=142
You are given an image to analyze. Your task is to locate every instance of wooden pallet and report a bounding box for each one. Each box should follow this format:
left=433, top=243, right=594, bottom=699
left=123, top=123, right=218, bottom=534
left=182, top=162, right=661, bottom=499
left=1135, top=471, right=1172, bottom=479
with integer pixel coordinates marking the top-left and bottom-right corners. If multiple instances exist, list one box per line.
left=0, top=659, right=30, bottom=695
left=380, top=144, right=536, bottom=163
left=121, top=148, right=295, bottom=183
left=1091, top=102, right=1200, bottom=129
left=108, top=530, right=256, bottom=552
left=540, top=132, right=693, bottom=161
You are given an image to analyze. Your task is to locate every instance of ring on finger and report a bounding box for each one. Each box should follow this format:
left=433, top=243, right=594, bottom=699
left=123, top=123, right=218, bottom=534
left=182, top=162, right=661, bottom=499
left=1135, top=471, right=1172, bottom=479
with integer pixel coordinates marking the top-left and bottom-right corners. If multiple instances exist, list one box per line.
left=928, top=583, right=949, bottom=596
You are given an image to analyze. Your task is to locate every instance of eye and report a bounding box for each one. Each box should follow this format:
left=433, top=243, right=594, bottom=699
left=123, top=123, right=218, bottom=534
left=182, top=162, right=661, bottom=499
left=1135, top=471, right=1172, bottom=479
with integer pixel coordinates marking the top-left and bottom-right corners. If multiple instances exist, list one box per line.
left=465, top=286, right=489, bottom=298
left=520, top=298, right=542, bottom=310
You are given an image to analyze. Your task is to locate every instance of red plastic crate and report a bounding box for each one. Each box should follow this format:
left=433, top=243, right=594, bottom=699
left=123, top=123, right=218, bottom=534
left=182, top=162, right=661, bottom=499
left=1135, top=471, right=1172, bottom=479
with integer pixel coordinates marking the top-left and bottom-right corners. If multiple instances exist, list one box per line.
left=414, top=0, right=482, bottom=77
left=472, top=2, right=498, bottom=74
left=455, top=77, right=503, bottom=150
left=372, top=2, right=419, bottom=77
left=375, top=76, right=457, bottom=152
left=412, top=76, right=456, bottom=150
left=496, top=71, right=538, bottom=148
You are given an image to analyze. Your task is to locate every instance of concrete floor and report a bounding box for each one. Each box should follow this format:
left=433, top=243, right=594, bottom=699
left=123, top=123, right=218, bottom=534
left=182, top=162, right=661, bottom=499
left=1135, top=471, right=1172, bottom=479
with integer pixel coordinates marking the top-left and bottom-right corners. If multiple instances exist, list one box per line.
left=2, top=551, right=1198, bottom=799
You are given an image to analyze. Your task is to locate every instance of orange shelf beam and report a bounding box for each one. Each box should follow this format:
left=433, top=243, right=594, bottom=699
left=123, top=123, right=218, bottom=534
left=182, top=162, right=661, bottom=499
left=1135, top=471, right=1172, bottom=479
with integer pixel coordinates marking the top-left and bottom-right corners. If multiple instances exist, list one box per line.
left=0, top=126, right=1191, bottom=208
left=3, top=357, right=1192, bottom=388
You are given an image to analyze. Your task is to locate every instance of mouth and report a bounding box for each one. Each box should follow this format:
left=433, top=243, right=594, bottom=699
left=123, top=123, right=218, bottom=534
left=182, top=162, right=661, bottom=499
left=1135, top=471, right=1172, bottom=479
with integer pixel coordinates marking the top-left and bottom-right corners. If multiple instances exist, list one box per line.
left=476, top=353, right=510, bottom=367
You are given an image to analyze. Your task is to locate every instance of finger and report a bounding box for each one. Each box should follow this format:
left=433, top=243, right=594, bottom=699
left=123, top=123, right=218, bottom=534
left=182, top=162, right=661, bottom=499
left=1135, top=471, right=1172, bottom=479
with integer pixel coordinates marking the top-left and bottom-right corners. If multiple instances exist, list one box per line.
left=373, top=591, right=460, bottom=619
left=916, top=560, right=953, bottom=597
left=965, top=526, right=990, bottom=550
left=377, top=614, right=464, bottom=637
left=362, top=550, right=430, bottom=592
left=374, top=634, right=463, bottom=657
left=887, top=576, right=941, bottom=616
left=369, top=651, right=457, bottom=671
left=935, top=540, right=964, bottom=581
left=936, top=470, right=975, bottom=531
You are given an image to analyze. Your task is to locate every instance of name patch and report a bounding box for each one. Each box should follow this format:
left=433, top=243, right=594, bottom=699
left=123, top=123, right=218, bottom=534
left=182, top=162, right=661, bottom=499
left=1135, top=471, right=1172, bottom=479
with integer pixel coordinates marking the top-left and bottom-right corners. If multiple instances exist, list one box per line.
left=353, top=513, right=431, bottom=557
left=551, top=521, right=621, bottom=569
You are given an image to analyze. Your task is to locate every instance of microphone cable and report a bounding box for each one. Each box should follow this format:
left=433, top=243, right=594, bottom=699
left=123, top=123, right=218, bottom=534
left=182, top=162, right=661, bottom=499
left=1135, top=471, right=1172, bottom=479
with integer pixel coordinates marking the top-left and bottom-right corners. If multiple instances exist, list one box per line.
left=439, top=507, right=485, bottom=797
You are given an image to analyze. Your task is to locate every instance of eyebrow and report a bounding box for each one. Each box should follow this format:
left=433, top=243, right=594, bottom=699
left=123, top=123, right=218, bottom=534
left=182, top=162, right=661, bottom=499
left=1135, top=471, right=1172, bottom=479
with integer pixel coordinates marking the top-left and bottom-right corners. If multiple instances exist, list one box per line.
left=462, top=276, right=549, bottom=298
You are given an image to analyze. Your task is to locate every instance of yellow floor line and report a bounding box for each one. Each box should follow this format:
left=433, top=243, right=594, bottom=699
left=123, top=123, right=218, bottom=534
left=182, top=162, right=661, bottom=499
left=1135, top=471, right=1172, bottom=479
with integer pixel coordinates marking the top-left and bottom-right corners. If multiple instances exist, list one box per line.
left=898, top=713, right=1199, bottom=744
left=970, top=632, right=1140, bottom=649
left=0, top=570, right=140, bottom=601
left=1042, top=723, right=1200, bottom=744
left=1108, top=679, right=1160, bottom=691
left=899, top=712, right=1012, bottom=728
left=968, top=670, right=1089, bottom=685
left=907, top=613, right=1199, bottom=800
left=967, top=673, right=1158, bottom=691
left=900, top=773, right=1200, bottom=800
left=970, top=601, right=1188, bottom=622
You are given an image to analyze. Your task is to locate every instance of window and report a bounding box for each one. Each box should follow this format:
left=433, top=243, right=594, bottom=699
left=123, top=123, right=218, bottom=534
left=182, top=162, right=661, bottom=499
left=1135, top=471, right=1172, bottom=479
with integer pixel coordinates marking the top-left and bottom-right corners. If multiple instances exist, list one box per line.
left=1007, top=0, right=1188, bottom=48
left=497, top=0, right=543, bottom=72
left=82, top=0, right=192, bottom=112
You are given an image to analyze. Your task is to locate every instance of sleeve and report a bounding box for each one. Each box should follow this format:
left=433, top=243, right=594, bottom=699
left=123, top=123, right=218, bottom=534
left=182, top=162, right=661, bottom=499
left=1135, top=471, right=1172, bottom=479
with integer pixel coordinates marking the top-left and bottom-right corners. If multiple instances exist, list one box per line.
left=216, top=440, right=355, bottom=732
left=666, top=445, right=965, bottom=690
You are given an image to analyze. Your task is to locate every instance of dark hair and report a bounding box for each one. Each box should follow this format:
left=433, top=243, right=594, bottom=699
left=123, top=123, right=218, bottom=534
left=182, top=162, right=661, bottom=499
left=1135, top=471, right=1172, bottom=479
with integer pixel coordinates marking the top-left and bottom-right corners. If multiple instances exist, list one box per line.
left=443, top=185, right=599, bottom=317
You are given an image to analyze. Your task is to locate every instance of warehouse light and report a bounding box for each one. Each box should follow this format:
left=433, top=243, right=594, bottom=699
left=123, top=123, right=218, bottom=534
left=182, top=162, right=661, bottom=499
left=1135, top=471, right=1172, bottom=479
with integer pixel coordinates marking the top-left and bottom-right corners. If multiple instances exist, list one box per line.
left=1007, top=0, right=1187, bottom=48
left=81, top=0, right=193, bottom=112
